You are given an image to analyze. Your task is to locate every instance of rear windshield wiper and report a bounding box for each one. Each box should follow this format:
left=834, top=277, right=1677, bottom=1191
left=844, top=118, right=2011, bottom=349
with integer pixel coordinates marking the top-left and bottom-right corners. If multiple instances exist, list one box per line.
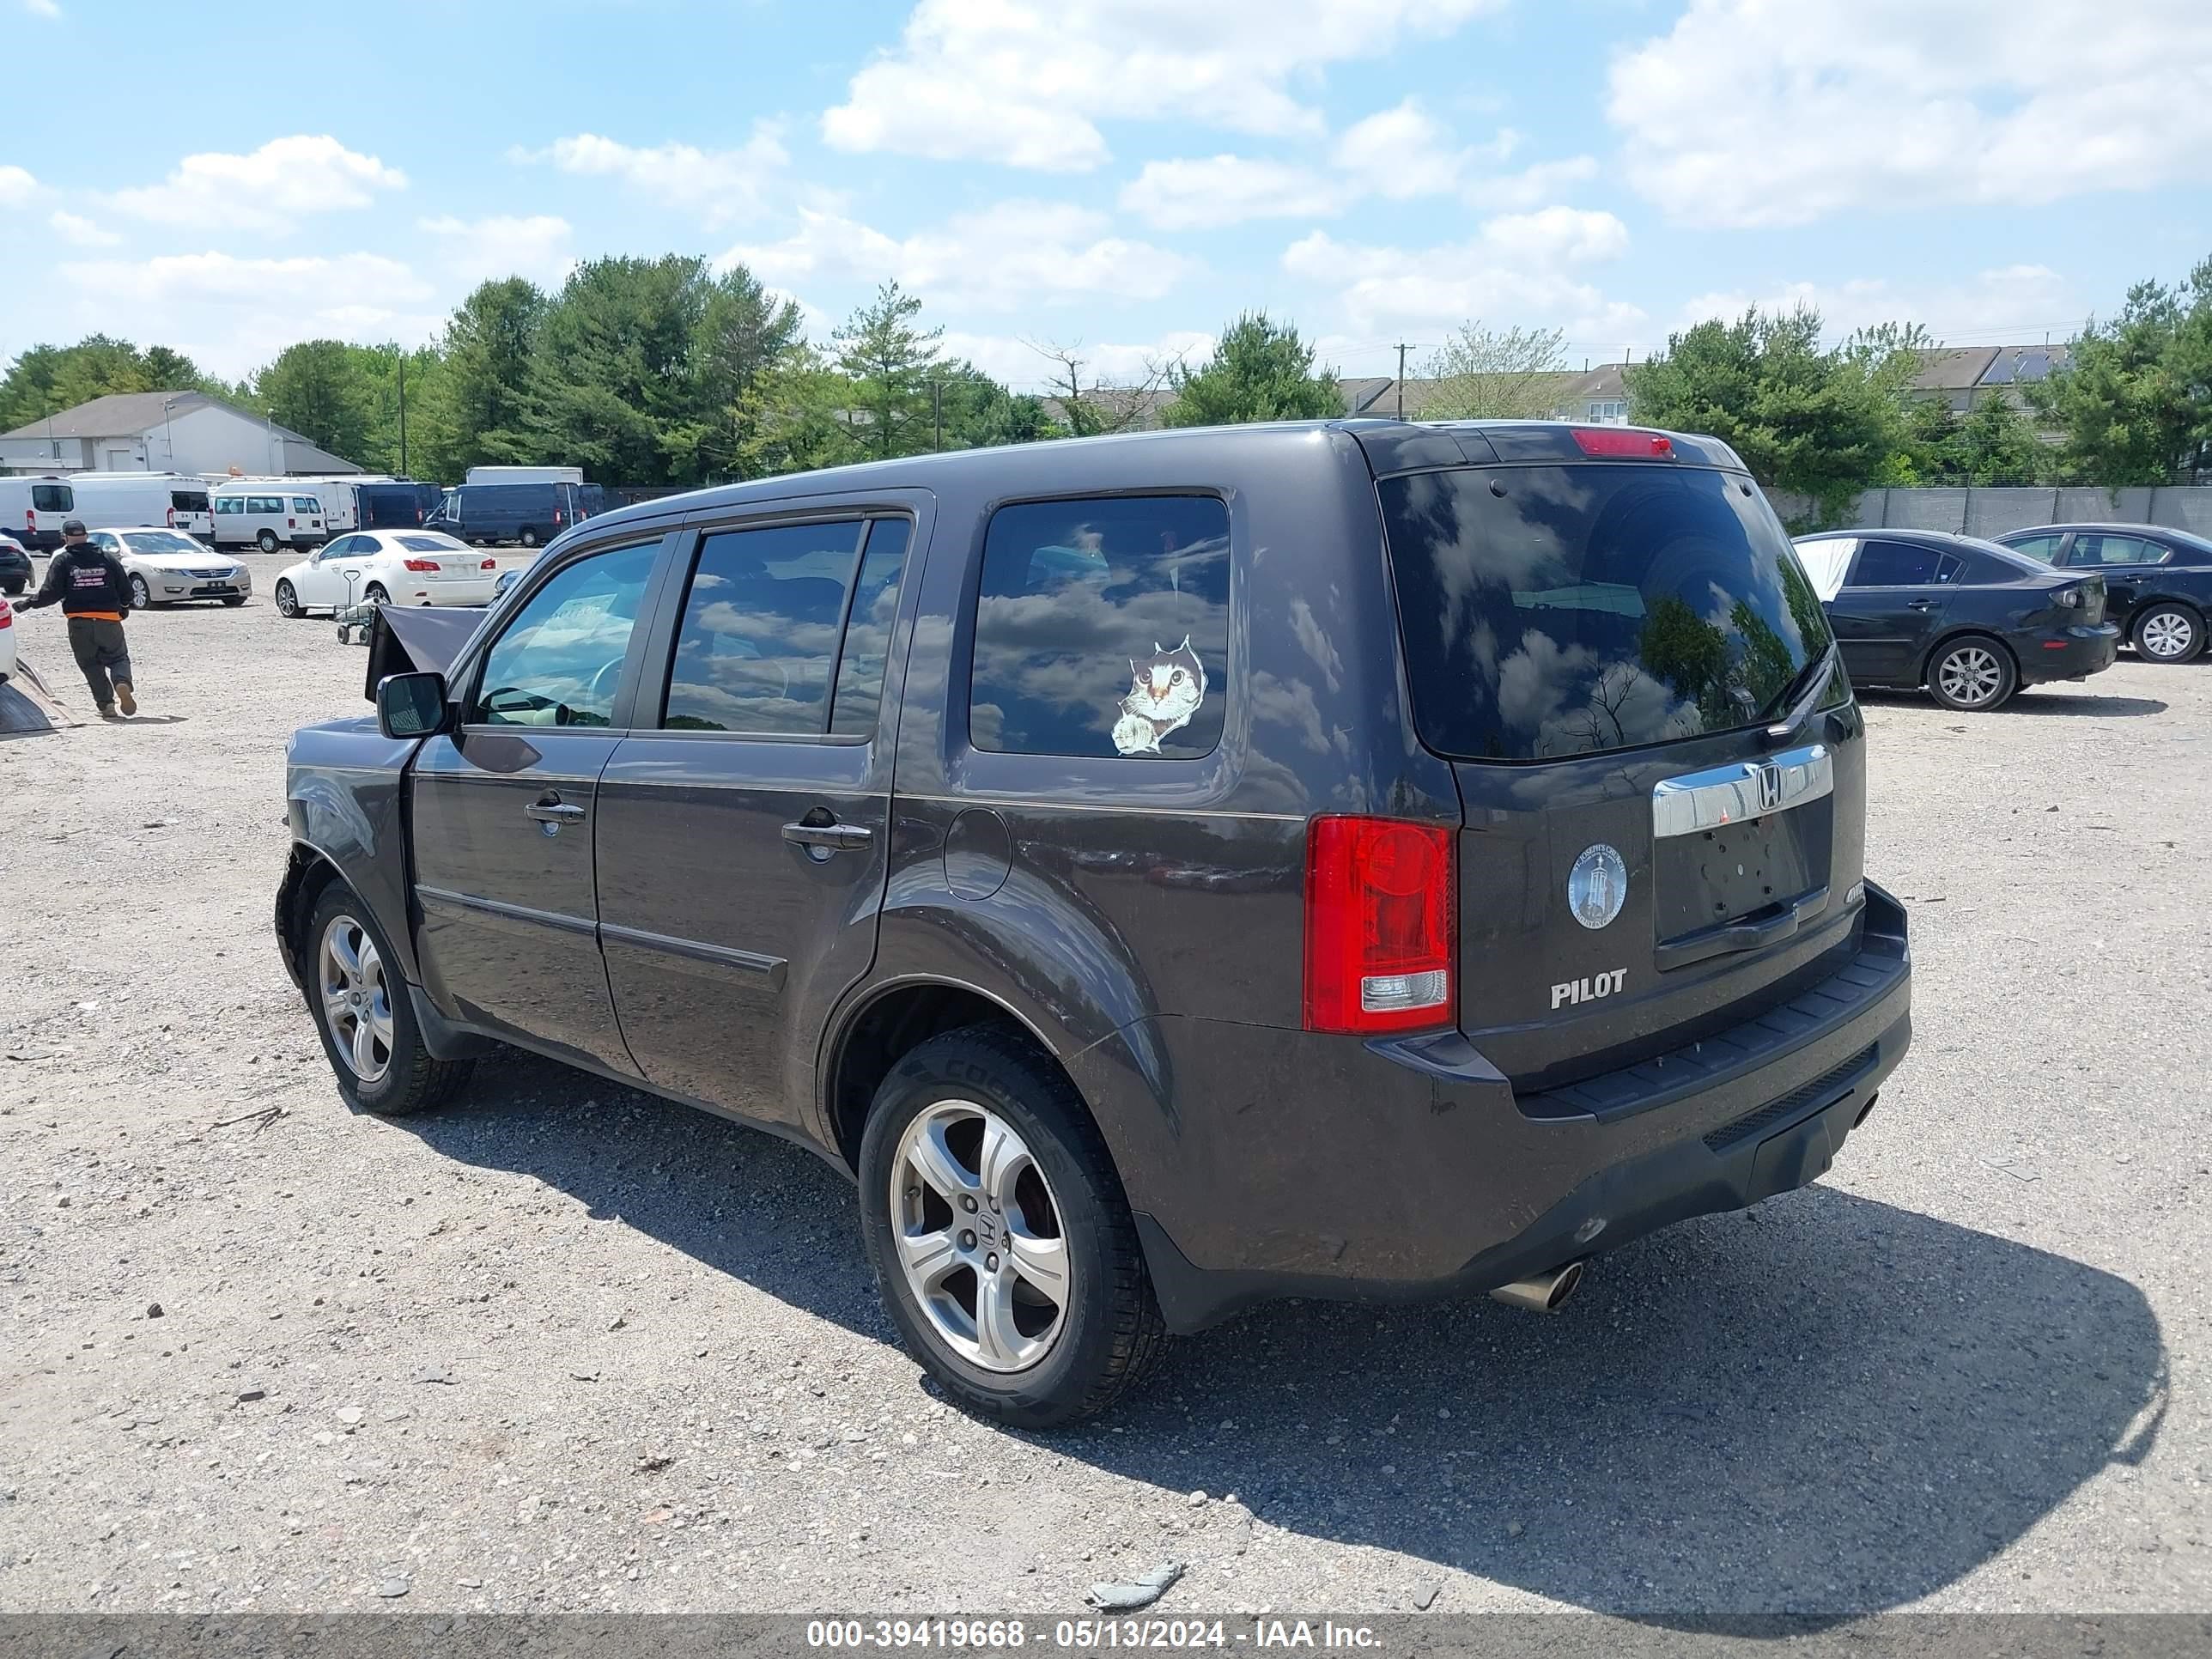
left=1753, top=640, right=1838, bottom=737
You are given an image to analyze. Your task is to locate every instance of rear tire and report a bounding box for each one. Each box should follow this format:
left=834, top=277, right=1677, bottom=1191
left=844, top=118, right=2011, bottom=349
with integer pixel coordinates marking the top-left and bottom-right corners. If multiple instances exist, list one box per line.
left=858, top=1025, right=1167, bottom=1428
left=257, top=529, right=279, bottom=553
left=2132, top=602, right=2204, bottom=665
left=274, top=580, right=301, bottom=618
left=519, top=528, right=539, bottom=549
left=1926, top=635, right=2017, bottom=711
left=365, top=583, right=389, bottom=605
left=303, top=884, right=473, bottom=1117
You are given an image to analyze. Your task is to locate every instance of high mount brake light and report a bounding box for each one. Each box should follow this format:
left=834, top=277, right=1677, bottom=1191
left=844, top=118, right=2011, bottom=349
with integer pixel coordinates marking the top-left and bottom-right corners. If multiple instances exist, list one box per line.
left=1572, top=428, right=1673, bottom=459
left=1304, top=817, right=1455, bottom=1035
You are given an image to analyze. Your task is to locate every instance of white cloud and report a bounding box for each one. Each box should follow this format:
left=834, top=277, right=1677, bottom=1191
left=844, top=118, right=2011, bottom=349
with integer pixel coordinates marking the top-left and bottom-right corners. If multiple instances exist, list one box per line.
left=0, top=165, right=36, bottom=205
left=1608, top=0, right=2212, bottom=227
left=1674, top=264, right=2077, bottom=343
left=518, top=125, right=787, bottom=225
left=49, top=210, right=119, bottom=247
left=23, top=0, right=60, bottom=17
left=725, top=201, right=1197, bottom=312
left=823, top=0, right=1504, bottom=170
left=108, top=136, right=406, bottom=231
left=1119, top=156, right=1346, bottom=232
left=1284, top=210, right=1642, bottom=337
left=419, top=214, right=574, bottom=287
left=58, top=252, right=441, bottom=377
left=1121, top=100, right=1590, bottom=230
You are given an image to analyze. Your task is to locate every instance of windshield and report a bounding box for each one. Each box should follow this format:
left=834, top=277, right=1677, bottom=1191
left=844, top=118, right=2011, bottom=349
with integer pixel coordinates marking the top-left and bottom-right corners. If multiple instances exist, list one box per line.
left=1378, top=464, right=1834, bottom=763
left=120, top=531, right=204, bottom=554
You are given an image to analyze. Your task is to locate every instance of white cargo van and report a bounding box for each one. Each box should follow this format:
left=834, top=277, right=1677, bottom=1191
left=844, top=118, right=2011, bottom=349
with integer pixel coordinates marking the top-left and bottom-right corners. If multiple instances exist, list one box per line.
left=464, top=465, right=583, bottom=485
left=289, top=476, right=362, bottom=532
left=210, top=483, right=327, bottom=550
left=60, top=472, right=215, bottom=540
left=0, top=476, right=77, bottom=550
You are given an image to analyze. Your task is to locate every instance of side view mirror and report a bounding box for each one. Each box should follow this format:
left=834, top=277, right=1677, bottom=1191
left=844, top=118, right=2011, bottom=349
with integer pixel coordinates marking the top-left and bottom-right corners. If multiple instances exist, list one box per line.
left=376, top=671, right=452, bottom=739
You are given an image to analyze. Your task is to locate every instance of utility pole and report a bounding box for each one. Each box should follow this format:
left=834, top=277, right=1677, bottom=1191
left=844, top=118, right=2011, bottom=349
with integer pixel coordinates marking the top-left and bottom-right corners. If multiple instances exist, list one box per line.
left=1395, top=342, right=1408, bottom=419
left=397, top=353, right=409, bottom=477
left=931, top=378, right=944, bottom=453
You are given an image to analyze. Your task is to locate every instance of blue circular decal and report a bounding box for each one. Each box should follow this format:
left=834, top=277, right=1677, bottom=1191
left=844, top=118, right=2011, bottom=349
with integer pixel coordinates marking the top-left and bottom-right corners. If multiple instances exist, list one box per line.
left=1568, top=843, right=1628, bottom=930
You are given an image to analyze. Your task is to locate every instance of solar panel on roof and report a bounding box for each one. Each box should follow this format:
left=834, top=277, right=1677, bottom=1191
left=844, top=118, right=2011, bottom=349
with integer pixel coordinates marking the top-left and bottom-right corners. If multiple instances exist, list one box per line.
left=1981, top=353, right=2018, bottom=385
left=2017, top=350, right=2050, bottom=380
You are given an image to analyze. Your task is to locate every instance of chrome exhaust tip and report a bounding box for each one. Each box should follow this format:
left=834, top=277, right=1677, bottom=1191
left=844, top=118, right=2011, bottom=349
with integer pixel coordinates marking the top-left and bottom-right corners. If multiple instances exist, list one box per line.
left=1488, top=1260, right=1587, bottom=1315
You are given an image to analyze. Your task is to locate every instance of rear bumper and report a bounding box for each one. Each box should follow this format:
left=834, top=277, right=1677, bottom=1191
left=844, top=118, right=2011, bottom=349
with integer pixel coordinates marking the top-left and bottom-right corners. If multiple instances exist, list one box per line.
left=2019, top=623, right=2119, bottom=685
left=403, top=578, right=498, bottom=606
left=1115, top=884, right=1912, bottom=1333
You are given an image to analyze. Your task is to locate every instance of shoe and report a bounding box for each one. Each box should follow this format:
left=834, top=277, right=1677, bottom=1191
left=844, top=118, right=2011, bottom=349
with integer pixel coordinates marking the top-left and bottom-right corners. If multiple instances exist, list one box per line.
left=114, top=682, right=137, bottom=716
left=97, top=703, right=117, bottom=719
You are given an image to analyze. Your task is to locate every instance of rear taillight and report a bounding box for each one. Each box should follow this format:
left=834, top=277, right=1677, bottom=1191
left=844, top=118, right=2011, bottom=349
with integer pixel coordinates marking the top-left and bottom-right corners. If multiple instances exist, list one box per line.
left=480, top=558, right=497, bottom=570
left=24, top=510, right=34, bottom=534
left=1303, top=817, right=1455, bottom=1035
left=415, top=508, right=424, bottom=525
left=0, top=600, right=13, bottom=629
left=1571, top=428, right=1671, bottom=458
left=403, top=558, right=441, bottom=573
left=554, top=508, right=566, bottom=526
left=167, top=507, right=176, bottom=527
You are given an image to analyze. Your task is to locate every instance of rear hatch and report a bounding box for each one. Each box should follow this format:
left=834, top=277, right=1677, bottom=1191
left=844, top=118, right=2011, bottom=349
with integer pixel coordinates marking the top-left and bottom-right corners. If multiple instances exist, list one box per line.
left=1376, top=433, right=1866, bottom=1094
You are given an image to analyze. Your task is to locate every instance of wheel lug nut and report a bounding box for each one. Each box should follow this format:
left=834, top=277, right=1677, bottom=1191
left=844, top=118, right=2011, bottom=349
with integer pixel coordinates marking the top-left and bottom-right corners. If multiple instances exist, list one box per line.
left=986, top=1253, right=999, bottom=1272
left=960, top=1194, right=978, bottom=1213
left=959, top=1231, right=975, bottom=1250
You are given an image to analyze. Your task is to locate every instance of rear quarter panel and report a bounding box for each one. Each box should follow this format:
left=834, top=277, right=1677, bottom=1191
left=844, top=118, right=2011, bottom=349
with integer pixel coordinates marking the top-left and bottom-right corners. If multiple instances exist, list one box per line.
left=283, top=718, right=423, bottom=981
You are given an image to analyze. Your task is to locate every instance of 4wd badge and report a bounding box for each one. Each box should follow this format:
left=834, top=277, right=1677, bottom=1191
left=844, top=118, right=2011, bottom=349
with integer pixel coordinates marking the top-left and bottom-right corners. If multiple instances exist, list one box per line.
left=1567, top=842, right=1628, bottom=930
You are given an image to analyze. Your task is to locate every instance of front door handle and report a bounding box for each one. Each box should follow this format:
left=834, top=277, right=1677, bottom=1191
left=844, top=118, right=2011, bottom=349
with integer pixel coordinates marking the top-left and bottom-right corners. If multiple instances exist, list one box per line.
left=526, top=797, right=586, bottom=825
left=782, top=820, right=872, bottom=853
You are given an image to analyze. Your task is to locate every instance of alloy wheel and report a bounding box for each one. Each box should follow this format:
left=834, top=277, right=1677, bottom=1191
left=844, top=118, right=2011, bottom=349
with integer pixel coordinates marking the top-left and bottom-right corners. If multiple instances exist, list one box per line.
left=2140, top=610, right=2197, bottom=660
left=1936, top=646, right=2003, bottom=707
left=317, top=913, right=393, bottom=1084
left=890, top=1100, right=1071, bottom=1372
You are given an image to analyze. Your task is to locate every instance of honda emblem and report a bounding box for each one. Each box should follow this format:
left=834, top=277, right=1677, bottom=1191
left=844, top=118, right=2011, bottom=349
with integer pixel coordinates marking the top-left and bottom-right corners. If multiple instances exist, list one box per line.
left=1756, top=763, right=1783, bottom=812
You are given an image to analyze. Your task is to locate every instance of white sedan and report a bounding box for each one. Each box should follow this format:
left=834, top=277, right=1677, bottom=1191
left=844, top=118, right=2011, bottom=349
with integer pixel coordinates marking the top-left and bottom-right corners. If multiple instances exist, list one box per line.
left=84, top=528, right=252, bottom=610
left=273, top=531, right=501, bottom=617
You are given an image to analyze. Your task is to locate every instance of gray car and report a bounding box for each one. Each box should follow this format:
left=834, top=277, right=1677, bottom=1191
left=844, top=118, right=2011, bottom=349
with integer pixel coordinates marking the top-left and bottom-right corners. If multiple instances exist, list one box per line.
left=277, top=421, right=1912, bottom=1425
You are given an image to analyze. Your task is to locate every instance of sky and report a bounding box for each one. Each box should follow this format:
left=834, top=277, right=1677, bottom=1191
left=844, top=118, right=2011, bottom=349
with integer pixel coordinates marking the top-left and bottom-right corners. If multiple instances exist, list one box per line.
left=3, top=0, right=2209, bottom=392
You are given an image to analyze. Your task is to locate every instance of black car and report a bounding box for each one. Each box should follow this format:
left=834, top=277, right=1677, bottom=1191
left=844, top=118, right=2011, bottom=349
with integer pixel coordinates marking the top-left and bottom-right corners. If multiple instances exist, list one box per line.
left=276, top=421, right=1912, bottom=1425
left=0, top=533, right=29, bottom=597
left=1793, top=529, right=2118, bottom=712
left=1994, top=523, right=2212, bottom=665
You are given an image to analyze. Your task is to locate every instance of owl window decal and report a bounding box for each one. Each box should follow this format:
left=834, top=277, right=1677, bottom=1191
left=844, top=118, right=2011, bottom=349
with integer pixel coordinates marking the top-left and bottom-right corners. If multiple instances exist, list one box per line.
left=1111, top=635, right=1208, bottom=757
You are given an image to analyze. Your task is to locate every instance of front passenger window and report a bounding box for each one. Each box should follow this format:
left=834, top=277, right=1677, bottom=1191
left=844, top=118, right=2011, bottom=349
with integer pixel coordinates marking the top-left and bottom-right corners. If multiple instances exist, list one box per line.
left=471, top=544, right=658, bottom=728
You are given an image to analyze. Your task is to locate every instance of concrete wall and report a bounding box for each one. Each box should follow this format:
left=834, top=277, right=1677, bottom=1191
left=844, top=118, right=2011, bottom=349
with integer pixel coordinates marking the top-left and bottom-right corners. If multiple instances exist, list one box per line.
left=1771, top=485, right=2212, bottom=538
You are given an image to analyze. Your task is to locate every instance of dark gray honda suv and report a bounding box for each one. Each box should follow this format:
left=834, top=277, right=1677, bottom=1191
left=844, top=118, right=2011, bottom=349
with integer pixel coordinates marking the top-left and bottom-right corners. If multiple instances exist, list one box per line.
left=276, top=420, right=1913, bottom=1425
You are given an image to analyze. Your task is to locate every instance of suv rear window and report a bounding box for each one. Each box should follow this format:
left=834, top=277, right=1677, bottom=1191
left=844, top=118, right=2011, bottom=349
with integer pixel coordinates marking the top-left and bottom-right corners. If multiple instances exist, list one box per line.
left=1378, top=465, right=1832, bottom=762
left=969, top=495, right=1230, bottom=759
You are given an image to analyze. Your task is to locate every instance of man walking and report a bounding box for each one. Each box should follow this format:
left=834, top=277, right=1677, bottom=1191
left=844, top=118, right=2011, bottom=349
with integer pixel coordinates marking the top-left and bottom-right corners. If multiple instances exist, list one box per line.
left=19, top=519, right=138, bottom=717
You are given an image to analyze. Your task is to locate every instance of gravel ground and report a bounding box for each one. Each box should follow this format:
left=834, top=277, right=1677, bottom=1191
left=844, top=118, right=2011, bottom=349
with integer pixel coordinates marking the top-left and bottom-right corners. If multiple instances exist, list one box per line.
left=2, top=561, right=2207, bottom=1618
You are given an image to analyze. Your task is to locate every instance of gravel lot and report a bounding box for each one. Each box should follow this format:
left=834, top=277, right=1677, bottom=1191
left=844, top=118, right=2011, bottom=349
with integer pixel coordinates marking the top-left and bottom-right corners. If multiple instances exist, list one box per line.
left=3, top=556, right=2207, bottom=1619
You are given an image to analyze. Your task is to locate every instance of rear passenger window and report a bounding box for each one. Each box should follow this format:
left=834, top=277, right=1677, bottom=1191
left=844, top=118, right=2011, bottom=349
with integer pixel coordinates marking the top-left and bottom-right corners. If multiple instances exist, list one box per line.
left=1846, top=541, right=1942, bottom=586
left=830, top=520, right=912, bottom=738
left=969, top=495, right=1230, bottom=759
left=662, top=520, right=866, bottom=734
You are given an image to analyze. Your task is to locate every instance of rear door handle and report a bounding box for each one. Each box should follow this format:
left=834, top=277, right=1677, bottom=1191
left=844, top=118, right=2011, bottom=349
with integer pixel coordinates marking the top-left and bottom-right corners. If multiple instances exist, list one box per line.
left=526, top=798, right=586, bottom=825
left=782, top=820, right=872, bottom=853
left=1906, top=599, right=1936, bottom=611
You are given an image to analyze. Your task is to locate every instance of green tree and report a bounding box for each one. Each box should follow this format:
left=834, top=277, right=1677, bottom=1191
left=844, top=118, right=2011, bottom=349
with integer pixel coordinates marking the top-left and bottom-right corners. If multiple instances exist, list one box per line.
left=256, top=340, right=376, bottom=464
left=1163, top=312, right=1340, bottom=427
left=732, top=344, right=866, bottom=477
left=830, top=282, right=943, bottom=460
left=669, top=266, right=805, bottom=477
left=934, top=362, right=1056, bottom=451
left=1627, top=307, right=1923, bottom=520
left=423, top=277, right=545, bottom=477
left=2033, top=258, right=2212, bottom=483
left=0, top=335, right=229, bottom=431
left=1420, top=321, right=1570, bottom=419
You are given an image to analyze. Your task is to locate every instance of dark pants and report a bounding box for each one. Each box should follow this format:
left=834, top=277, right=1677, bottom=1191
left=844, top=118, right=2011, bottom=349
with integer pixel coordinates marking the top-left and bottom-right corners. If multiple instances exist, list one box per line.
left=67, top=617, right=133, bottom=707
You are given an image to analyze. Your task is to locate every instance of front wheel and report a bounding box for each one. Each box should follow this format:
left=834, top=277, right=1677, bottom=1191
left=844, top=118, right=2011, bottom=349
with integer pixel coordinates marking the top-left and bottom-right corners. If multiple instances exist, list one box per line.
left=2133, top=602, right=2204, bottom=665
left=858, top=1026, right=1166, bottom=1428
left=256, top=529, right=279, bottom=553
left=274, top=580, right=302, bottom=618
left=304, top=884, right=473, bottom=1116
left=519, top=528, right=538, bottom=549
left=129, top=574, right=152, bottom=610
left=1927, top=635, right=2017, bottom=711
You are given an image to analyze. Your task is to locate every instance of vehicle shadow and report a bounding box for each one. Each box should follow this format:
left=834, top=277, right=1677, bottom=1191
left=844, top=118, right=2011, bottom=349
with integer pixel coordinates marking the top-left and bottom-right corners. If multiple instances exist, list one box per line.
left=1856, top=689, right=2168, bottom=718
left=399, top=1054, right=2166, bottom=1620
